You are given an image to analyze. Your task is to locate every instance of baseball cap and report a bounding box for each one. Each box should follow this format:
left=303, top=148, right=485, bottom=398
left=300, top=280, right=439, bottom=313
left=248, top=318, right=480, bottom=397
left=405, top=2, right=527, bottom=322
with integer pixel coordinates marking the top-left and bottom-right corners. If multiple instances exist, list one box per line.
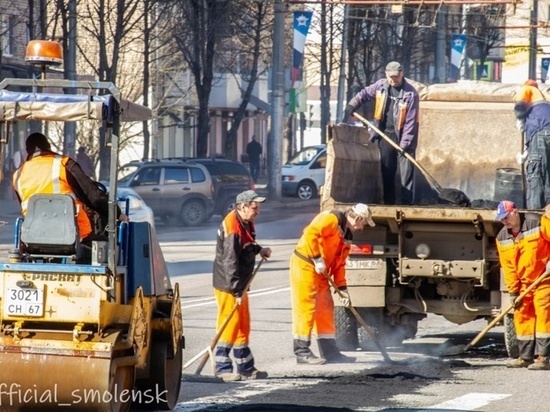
left=236, top=190, right=266, bottom=204
left=495, top=200, right=517, bottom=220
left=385, top=61, right=403, bottom=76
left=352, top=203, right=376, bottom=227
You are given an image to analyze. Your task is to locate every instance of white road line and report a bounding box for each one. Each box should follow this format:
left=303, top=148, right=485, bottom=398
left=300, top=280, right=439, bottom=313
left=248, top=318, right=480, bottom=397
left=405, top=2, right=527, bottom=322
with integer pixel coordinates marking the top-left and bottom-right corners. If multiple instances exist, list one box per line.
left=425, top=392, right=510, bottom=410
left=182, top=287, right=290, bottom=309
left=175, top=379, right=323, bottom=412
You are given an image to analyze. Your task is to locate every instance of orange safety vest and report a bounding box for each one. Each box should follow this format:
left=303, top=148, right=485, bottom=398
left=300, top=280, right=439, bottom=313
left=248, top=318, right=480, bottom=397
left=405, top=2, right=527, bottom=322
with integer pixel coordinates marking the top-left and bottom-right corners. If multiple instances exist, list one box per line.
left=12, top=152, right=92, bottom=239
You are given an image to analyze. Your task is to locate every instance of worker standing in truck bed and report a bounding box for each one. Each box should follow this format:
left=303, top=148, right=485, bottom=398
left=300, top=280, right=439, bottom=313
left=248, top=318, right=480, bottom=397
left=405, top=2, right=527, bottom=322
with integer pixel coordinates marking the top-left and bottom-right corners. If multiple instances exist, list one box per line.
left=343, top=61, right=419, bottom=205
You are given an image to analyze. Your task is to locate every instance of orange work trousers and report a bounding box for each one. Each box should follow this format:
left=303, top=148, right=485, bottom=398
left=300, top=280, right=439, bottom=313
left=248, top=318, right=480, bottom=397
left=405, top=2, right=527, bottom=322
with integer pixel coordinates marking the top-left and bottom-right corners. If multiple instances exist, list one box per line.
left=290, top=254, right=335, bottom=342
left=514, top=278, right=550, bottom=359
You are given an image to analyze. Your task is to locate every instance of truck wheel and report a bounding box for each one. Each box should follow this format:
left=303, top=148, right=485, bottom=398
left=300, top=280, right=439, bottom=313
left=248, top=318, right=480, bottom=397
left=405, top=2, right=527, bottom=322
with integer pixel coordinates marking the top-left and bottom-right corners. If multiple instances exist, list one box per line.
left=135, top=338, right=183, bottom=410
left=180, top=200, right=207, bottom=226
left=357, top=308, right=384, bottom=351
left=504, top=314, right=519, bottom=359
left=334, top=306, right=358, bottom=351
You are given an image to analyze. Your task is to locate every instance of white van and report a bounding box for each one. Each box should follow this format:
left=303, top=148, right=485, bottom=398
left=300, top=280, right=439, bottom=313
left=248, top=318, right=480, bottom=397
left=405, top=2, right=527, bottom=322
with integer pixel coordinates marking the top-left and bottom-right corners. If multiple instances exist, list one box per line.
left=282, top=145, right=327, bottom=200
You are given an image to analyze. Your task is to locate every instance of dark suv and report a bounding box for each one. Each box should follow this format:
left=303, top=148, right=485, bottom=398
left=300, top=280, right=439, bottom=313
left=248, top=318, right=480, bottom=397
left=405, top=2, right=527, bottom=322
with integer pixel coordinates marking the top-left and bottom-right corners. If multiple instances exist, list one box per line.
left=164, top=158, right=254, bottom=217
left=117, top=159, right=215, bottom=226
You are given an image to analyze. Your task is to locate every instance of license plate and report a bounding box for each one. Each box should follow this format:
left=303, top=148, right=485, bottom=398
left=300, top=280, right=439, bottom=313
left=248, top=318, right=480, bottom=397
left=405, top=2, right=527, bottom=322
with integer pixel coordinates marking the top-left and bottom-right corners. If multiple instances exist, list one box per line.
left=346, top=259, right=384, bottom=270
left=4, top=287, right=44, bottom=317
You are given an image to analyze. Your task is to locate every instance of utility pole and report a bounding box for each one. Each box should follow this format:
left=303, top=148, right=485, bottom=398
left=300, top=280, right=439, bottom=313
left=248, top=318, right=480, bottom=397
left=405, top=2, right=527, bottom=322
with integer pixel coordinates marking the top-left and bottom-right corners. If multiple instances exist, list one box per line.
left=64, top=0, right=77, bottom=158
left=269, top=0, right=285, bottom=199
left=528, top=0, right=538, bottom=80
left=336, top=4, right=349, bottom=121
left=434, top=6, right=447, bottom=83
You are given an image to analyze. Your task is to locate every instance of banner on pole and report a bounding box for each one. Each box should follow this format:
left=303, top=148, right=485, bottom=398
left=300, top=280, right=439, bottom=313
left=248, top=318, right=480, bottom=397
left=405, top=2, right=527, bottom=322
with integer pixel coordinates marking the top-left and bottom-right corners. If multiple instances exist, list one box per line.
left=450, top=34, right=466, bottom=81
left=291, top=11, right=313, bottom=112
left=542, top=57, right=550, bottom=83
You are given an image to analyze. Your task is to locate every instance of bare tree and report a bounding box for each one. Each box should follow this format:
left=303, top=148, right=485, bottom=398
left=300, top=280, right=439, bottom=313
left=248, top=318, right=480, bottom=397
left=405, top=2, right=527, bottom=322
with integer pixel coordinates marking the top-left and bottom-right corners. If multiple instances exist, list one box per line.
left=223, top=0, right=273, bottom=159
left=170, top=0, right=231, bottom=158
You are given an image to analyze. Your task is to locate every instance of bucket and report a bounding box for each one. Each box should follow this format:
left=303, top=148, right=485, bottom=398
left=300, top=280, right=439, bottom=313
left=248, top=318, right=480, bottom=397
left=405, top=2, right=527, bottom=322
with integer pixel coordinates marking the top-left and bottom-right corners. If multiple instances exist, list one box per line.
left=493, top=168, right=525, bottom=208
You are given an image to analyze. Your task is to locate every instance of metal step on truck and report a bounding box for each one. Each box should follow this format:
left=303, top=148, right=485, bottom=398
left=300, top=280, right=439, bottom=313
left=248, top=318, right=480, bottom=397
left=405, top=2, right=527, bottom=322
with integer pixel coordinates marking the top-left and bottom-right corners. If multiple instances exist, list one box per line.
left=323, top=81, right=539, bottom=358
left=0, top=41, right=182, bottom=411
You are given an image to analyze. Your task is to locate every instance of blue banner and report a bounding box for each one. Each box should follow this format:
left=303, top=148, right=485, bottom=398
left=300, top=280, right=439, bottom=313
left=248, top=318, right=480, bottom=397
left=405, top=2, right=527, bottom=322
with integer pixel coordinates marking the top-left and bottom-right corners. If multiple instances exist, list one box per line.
left=292, top=11, right=313, bottom=84
left=450, top=34, right=467, bottom=81
left=542, top=58, right=550, bottom=83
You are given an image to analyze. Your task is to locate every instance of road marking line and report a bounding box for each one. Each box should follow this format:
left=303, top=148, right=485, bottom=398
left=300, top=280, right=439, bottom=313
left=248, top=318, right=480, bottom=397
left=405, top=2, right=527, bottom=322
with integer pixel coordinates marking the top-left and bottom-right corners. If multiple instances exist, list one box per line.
left=182, top=287, right=290, bottom=308
left=175, top=379, right=323, bottom=412
left=425, top=392, right=510, bottom=410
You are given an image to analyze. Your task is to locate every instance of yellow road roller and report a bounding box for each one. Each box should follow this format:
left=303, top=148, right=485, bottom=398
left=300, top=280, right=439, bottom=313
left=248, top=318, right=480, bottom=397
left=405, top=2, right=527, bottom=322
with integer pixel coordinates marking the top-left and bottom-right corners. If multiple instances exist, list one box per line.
left=0, top=44, right=183, bottom=411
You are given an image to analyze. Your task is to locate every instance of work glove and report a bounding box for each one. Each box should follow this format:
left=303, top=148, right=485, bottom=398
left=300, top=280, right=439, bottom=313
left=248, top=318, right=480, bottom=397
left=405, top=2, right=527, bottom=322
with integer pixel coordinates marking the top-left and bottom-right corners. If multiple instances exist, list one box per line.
left=312, top=257, right=326, bottom=275
left=509, top=293, right=520, bottom=309
left=338, top=287, right=351, bottom=308
left=516, top=119, right=525, bottom=132
left=546, top=260, right=550, bottom=274
left=236, top=296, right=243, bottom=306
left=515, top=150, right=528, bottom=165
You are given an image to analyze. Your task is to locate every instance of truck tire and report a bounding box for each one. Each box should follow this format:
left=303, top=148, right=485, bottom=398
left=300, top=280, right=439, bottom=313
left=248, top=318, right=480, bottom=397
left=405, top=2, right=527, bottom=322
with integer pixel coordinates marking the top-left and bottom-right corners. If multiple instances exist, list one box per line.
left=357, top=308, right=384, bottom=351
left=334, top=306, right=358, bottom=351
left=504, top=314, right=519, bottom=359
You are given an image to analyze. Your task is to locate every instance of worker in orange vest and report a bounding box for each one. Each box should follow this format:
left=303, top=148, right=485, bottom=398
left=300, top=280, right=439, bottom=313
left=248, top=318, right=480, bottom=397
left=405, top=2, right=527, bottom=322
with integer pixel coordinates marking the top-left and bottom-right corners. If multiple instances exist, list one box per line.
left=13, top=132, right=128, bottom=242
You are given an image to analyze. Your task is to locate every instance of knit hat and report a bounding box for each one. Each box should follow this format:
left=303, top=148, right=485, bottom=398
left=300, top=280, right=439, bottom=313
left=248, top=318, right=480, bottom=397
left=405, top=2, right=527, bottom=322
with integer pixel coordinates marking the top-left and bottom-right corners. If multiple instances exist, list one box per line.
left=26, top=132, right=51, bottom=155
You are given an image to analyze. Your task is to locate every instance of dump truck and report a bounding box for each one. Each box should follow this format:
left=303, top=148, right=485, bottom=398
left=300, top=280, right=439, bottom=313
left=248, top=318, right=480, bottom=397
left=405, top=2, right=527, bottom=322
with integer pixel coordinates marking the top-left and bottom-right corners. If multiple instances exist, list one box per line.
left=322, top=81, right=540, bottom=358
left=0, top=42, right=182, bottom=411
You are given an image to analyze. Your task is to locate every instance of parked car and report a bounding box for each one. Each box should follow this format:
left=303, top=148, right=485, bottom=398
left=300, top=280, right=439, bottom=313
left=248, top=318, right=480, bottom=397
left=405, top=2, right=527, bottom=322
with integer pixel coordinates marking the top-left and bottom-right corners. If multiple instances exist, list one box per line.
left=116, top=187, right=155, bottom=229
left=116, top=159, right=215, bottom=226
left=183, top=158, right=255, bottom=216
left=282, top=145, right=327, bottom=200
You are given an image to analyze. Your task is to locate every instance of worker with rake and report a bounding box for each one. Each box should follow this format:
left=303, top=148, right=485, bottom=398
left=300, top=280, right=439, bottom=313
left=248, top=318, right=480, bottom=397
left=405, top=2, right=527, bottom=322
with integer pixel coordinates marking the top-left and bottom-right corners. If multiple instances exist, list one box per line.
left=496, top=200, right=550, bottom=370
left=290, top=203, right=376, bottom=365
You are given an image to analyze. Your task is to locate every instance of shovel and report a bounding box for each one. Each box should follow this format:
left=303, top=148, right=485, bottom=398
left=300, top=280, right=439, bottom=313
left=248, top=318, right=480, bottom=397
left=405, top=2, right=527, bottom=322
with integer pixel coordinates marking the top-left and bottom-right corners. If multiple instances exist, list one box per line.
left=184, top=258, right=266, bottom=379
left=352, top=112, right=470, bottom=206
left=444, top=270, right=550, bottom=356
left=319, top=270, right=394, bottom=363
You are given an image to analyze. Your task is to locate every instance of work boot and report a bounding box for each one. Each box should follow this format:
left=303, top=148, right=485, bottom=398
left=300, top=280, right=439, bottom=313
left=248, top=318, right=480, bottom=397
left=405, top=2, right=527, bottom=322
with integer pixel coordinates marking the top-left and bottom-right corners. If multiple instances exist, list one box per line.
left=527, top=356, right=550, bottom=370
left=324, top=353, right=356, bottom=364
left=506, top=357, right=533, bottom=368
left=217, top=372, right=242, bottom=382
left=318, top=338, right=354, bottom=363
left=296, top=354, right=326, bottom=365
left=240, top=368, right=269, bottom=380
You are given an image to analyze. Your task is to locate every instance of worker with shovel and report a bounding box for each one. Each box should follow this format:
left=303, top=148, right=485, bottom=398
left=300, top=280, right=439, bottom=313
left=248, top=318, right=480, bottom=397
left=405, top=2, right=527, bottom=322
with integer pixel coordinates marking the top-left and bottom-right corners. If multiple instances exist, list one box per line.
left=495, top=200, right=550, bottom=370
left=212, top=190, right=272, bottom=382
left=290, top=203, right=376, bottom=365
left=343, top=61, right=419, bottom=205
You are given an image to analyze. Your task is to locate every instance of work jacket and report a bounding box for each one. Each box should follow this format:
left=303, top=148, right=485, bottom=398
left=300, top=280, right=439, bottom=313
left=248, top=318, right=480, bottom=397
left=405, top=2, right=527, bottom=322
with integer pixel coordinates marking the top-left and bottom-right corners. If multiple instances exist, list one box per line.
left=13, top=151, right=93, bottom=239
left=514, top=84, right=550, bottom=145
left=345, top=78, right=419, bottom=150
left=213, top=209, right=262, bottom=297
left=496, top=213, right=550, bottom=295
left=294, top=210, right=352, bottom=288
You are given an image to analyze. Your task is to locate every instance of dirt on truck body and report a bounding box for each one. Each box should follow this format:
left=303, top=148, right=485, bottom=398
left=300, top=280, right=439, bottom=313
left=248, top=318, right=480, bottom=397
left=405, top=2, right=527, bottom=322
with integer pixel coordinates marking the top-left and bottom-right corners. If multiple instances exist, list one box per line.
left=322, top=81, right=543, bottom=358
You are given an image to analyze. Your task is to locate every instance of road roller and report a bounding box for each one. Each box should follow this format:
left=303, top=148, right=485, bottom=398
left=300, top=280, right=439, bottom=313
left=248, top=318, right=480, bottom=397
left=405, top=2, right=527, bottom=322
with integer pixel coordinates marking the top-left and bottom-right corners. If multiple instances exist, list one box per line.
left=0, top=42, right=183, bottom=411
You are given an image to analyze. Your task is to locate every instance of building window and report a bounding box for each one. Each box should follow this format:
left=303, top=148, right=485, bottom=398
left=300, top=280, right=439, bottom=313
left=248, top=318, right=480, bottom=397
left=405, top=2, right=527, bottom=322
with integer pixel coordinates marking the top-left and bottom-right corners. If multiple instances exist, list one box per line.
left=1, top=15, right=15, bottom=56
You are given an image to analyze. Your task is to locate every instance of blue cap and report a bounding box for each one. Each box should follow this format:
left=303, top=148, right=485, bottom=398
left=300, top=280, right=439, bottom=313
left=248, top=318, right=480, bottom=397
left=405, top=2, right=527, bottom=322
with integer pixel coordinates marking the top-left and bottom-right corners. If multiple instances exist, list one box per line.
left=496, top=200, right=516, bottom=220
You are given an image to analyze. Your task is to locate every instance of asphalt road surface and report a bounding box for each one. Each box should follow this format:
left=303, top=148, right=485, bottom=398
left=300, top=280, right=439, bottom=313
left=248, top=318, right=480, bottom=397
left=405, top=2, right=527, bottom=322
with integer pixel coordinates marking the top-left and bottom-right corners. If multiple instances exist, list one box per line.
left=2, top=202, right=550, bottom=411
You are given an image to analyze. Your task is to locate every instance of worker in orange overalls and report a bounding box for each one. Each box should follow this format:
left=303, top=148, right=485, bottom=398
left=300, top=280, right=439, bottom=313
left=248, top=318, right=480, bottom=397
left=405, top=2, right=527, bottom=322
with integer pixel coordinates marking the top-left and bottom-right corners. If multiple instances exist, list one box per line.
left=496, top=200, right=550, bottom=370
left=290, top=203, right=376, bottom=364
left=212, top=190, right=271, bottom=382
left=12, top=133, right=128, bottom=242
